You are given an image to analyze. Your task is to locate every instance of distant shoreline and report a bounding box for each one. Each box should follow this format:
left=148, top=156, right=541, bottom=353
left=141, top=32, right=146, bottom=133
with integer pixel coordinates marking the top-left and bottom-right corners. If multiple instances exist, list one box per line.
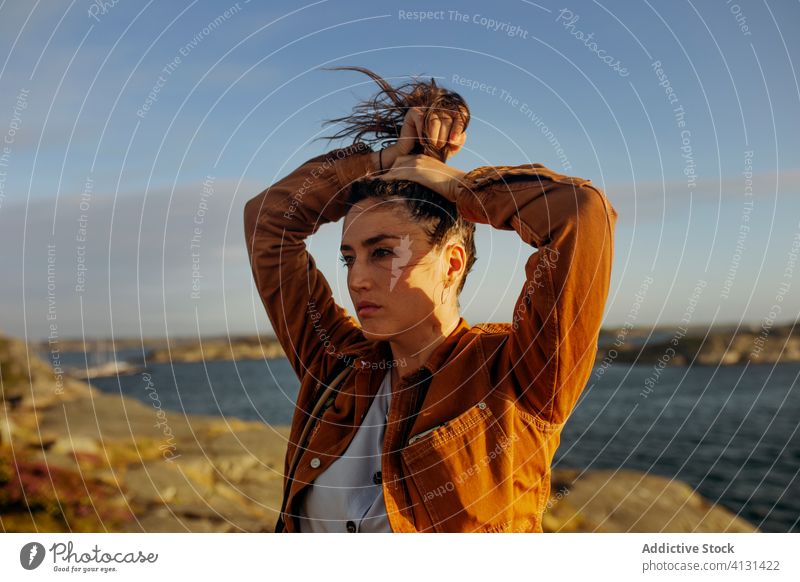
left=32, top=321, right=800, bottom=367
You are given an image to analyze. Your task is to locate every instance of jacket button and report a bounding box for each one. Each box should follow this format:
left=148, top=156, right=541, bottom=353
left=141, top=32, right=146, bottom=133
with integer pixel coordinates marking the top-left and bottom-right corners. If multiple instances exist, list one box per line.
left=346, top=520, right=357, bottom=533
left=372, top=471, right=382, bottom=485
left=310, top=457, right=321, bottom=468
left=478, top=401, right=486, bottom=410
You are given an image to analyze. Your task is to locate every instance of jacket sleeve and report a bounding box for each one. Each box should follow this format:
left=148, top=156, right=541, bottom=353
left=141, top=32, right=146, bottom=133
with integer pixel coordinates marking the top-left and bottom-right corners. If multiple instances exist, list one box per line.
left=243, top=142, right=376, bottom=385
left=454, top=163, right=618, bottom=425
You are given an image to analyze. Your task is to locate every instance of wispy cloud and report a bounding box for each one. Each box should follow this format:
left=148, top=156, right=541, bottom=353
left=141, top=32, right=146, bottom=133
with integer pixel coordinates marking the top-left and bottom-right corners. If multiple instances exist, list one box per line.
left=601, top=169, right=800, bottom=222
left=0, top=177, right=263, bottom=339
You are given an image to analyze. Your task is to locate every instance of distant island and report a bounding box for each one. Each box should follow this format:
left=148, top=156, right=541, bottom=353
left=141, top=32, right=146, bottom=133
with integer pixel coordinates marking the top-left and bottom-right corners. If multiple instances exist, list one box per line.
left=597, top=321, right=798, bottom=366
left=34, top=321, right=800, bottom=368
left=144, top=337, right=286, bottom=363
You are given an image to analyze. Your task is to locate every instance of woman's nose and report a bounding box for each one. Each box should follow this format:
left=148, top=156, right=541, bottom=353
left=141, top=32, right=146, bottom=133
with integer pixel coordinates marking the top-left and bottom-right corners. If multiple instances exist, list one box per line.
left=348, top=260, right=373, bottom=292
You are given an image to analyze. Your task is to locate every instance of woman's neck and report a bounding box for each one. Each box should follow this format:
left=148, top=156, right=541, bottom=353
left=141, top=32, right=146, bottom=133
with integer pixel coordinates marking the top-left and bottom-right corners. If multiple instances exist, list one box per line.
left=389, top=314, right=461, bottom=385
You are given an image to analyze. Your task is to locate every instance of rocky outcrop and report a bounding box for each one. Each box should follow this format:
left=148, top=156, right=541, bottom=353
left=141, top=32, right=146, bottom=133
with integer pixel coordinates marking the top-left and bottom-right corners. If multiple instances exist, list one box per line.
left=0, top=336, right=95, bottom=412
left=597, top=322, right=799, bottom=366
left=542, top=469, right=757, bottom=533
left=2, top=333, right=760, bottom=533
left=2, top=386, right=288, bottom=532
left=2, top=333, right=287, bottom=532
left=145, top=338, right=285, bottom=363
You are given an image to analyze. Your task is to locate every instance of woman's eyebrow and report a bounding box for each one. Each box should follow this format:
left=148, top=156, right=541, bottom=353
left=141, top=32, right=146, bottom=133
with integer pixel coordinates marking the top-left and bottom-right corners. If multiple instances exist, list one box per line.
left=340, top=234, right=401, bottom=252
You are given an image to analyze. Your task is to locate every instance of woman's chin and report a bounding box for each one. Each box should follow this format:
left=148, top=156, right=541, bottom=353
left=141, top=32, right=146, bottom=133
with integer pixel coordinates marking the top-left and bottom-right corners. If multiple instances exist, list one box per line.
left=360, top=325, right=381, bottom=340
left=360, top=321, right=392, bottom=341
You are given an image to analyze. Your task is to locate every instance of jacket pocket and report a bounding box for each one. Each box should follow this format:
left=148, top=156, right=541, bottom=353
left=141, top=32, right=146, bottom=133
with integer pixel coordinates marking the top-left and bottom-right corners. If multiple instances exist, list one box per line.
left=400, top=401, right=515, bottom=532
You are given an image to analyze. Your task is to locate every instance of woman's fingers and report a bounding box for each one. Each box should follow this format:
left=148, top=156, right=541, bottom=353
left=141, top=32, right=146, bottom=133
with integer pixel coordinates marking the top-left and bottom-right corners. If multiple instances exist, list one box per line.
left=427, top=115, right=441, bottom=148
left=402, top=107, right=465, bottom=153
left=378, top=154, right=416, bottom=180
left=432, top=112, right=466, bottom=149
left=437, top=115, right=452, bottom=149
left=449, top=117, right=465, bottom=144
left=442, top=117, right=465, bottom=158
left=408, top=107, right=422, bottom=135
left=413, top=112, right=425, bottom=144
left=436, top=113, right=456, bottom=149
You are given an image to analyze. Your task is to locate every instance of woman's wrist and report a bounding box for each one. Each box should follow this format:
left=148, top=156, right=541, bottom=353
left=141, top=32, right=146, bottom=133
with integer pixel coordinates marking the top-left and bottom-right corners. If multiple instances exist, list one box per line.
left=369, top=149, right=381, bottom=173
left=446, top=170, right=467, bottom=202
left=370, top=144, right=401, bottom=173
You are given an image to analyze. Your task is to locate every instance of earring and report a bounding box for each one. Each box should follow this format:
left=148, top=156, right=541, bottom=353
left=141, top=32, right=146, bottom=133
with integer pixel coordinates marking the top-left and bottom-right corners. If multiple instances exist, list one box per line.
left=439, top=282, right=451, bottom=304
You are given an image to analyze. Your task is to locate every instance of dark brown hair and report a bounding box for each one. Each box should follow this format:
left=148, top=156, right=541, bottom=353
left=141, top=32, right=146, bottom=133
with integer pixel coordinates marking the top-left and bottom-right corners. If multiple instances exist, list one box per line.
left=318, top=66, right=476, bottom=301
left=315, top=65, right=470, bottom=162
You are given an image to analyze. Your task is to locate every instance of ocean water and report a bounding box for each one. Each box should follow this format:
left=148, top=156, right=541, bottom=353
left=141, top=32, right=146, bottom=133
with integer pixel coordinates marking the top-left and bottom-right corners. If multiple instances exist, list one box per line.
left=554, top=363, right=799, bottom=534
left=83, top=356, right=799, bottom=533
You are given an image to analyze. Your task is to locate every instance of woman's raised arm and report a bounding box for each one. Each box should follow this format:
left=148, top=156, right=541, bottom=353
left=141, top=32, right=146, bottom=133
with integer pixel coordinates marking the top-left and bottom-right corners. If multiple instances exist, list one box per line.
left=380, top=154, right=617, bottom=426
left=243, top=143, right=377, bottom=386
left=455, top=164, right=618, bottom=425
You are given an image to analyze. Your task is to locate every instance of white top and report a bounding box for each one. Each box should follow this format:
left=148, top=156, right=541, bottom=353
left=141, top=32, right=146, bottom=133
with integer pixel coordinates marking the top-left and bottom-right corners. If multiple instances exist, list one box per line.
left=296, top=370, right=393, bottom=532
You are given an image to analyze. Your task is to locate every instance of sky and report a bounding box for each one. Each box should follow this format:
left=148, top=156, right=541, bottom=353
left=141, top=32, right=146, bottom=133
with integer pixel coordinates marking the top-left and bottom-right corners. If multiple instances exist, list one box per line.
left=0, top=0, right=798, bottom=341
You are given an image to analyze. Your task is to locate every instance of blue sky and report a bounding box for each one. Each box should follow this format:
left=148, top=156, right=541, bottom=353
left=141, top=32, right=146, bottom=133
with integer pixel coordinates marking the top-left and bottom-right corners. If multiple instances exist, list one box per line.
left=0, top=0, right=798, bottom=340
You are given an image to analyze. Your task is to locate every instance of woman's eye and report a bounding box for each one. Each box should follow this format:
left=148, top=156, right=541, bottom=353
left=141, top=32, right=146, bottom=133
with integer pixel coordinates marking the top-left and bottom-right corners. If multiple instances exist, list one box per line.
left=339, top=249, right=393, bottom=268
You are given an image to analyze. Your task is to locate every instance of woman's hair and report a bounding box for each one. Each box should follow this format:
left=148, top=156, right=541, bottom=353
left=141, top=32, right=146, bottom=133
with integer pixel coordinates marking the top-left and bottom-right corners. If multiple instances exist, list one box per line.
left=318, top=66, right=476, bottom=302
left=316, top=65, right=470, bottom=162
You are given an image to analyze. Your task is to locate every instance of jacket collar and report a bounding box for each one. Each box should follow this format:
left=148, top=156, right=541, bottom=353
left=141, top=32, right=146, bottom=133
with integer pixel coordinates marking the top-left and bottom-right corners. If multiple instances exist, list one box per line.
left=346, top=316, right=471, bottom=378
left=420, top=316, right=471, bottom=375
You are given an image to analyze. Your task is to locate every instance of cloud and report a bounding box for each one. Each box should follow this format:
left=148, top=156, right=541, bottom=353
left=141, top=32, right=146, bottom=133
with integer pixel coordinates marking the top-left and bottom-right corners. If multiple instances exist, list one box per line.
left=0, top=177, right=264, bottom=339
left=602, top=169, right=800, bottom=222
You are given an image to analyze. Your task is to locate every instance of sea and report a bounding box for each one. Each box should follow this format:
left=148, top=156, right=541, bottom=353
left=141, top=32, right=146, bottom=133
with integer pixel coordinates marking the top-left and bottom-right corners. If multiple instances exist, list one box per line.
left=57, top=350, right=799, bottom=533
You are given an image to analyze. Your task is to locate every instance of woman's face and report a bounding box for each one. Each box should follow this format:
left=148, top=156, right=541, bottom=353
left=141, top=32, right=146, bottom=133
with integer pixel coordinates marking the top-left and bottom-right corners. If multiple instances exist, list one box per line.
left=340, top=197, right=463, bottom=342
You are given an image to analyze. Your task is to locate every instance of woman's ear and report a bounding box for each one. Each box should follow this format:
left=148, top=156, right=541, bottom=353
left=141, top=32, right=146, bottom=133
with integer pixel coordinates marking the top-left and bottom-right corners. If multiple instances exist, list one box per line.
left=445, top=241, right=466, bottom=284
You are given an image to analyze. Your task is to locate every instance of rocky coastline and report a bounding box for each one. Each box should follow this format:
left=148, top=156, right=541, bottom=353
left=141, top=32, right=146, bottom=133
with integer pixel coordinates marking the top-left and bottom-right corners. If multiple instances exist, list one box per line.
left=2, top=334, right=758, bottom=533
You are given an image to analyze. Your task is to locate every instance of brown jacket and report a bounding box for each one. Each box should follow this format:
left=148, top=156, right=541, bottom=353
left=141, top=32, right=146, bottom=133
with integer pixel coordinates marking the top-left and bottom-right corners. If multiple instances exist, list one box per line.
left=244, top=141, right=618, bottom=533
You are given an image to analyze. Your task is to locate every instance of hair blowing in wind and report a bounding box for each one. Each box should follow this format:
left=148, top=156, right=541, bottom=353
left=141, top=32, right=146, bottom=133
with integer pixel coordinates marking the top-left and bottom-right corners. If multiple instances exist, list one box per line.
left=315, top=65, right=470, bottom=163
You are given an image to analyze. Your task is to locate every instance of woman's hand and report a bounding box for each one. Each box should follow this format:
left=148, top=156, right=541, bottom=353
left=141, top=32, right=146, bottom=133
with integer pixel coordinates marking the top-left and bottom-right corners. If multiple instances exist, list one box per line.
left=377, top=154, right=467, bottom=202
left=373, top=106, right=467, bottom=171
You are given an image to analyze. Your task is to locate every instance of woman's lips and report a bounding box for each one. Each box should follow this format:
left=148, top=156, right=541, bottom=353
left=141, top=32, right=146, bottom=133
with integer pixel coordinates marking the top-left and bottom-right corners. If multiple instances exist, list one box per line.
left=357, top=305, right=381, bottom=316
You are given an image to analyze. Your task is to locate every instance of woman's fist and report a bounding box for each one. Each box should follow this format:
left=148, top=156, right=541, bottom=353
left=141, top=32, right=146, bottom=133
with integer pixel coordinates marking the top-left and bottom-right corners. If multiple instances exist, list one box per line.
left=377, top=106, right=467, bottom=171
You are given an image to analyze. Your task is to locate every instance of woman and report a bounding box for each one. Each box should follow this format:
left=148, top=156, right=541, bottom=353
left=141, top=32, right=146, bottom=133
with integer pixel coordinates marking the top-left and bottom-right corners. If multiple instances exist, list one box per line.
left=244, top=67, right=618, bottom=533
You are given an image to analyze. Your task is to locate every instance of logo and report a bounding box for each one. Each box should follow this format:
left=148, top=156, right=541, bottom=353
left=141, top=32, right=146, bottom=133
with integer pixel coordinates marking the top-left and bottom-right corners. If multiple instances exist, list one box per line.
left=20, top=542, right=46, bottom=570
left=390, top=234, right=413, bottom=291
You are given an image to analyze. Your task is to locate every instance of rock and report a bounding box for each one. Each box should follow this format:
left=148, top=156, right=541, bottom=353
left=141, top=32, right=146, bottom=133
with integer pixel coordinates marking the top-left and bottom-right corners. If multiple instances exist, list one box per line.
left=169, top=454, right=215, bottom=488
left=1, top=335, right=103, bottom=411
left=168, top=488, right=262, bottom=522
left=147, top=338, right=286, bottom=363
left=0, top=415, right=15, bottom=446
left=543, top=468, right=759, bottom=532
left=33, top=390, right=226, bottom=457
left=121, top=508, right=229, bottom=533
left=27, top=450, right=81, bottom=474
left=50, top=436, right=100, bottom=456
left=1, top=331, right=769, bottom=534
left=124, top=460, right=214, bottom=507
left=206, top=427, right=290, bottom=483
left=235, top=478, right=284, bottom=514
